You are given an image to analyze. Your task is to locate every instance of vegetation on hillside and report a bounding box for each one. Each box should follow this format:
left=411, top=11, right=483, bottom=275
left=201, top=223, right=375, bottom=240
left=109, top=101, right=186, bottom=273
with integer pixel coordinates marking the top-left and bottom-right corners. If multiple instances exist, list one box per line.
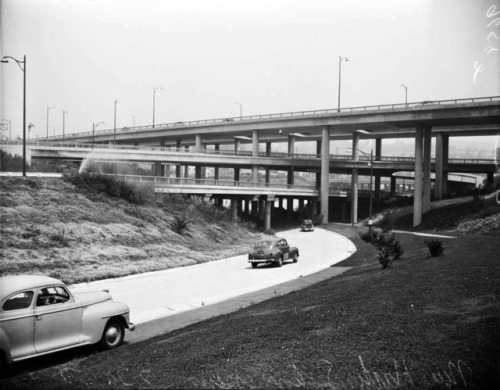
left=3, top=227, right=498, bottom=389
left=0, top=174, right=262, bottom=284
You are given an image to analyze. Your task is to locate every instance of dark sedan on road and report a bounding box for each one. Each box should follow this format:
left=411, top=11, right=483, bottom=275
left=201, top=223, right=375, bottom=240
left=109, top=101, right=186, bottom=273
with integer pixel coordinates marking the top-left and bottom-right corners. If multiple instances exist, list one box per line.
left=248, top=237, right=299, bottom=268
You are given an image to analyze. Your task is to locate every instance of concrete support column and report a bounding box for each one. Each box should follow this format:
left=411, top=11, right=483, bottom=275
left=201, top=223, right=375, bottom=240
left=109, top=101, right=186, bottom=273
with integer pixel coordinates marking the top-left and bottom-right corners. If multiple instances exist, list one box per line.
left=264, top=197, right=273, bottom=231
left=231, top=199, right=238, bottom=223
left=374, top=138, right=382, bottom=207
left=245, top=200, right=250, bottom=215
left=252, top=130, right=259, bottom=183
left=175, top=140, right=182, bottom=178
left=265, top=169, right=271, bottom=186
left=154, top=162, right=165, bottom=177
left=390, top=176, right=397, bottom=196
left=160, top=139, right=166, bottom=147
left=214, top=144, right=220, bottom=181
left=201, top=144, right=207, bottom=179
left=252, top=199, right=258, bottom=218
left=259, top=198, right=265, bottom=220
left=414, top=125, right=424, bottom=227
left=351, top=132, right=360, bottom=225
left=234, top=138, right=241, bottom=152
left=288, top=135, right=295, bottom=155
left=320, top=126, right=330, bottom=224
left=298, top=199, right=304, bottom=211
left=423, top=126, right=432, bottom=213
left=184, top=146, right=189, bottom=179
left=311, top=198, right=318, bottom=218
left=266, top=142, right=272, bottom=156
left=234, top=168, right=240, bottom=182
left=434, top=134, right=449, bottom=199
left=316, top=140, right=321, bottom=156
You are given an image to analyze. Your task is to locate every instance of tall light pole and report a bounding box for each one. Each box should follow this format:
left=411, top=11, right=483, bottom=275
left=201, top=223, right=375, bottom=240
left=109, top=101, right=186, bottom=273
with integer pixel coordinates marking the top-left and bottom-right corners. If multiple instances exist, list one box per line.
left=1, top=55, right=26, bottom=176
left=153, top=87, right=162, bottom=128
left=113, top=99, right=119, bottom=144
left=348, top=147, right=374, bottom=230
left=234, top=102, right=242, bottom=119
left=400, top=84, right=408, bottom=104
left=338, top=56, right=349, bottom=112
left=92, top=121, right=105, bottom=161
left=62, top=110, right=68, bottom=141
left=46, top=105, right=55, bottom=140
left=130, top=115, right=136, bottom=129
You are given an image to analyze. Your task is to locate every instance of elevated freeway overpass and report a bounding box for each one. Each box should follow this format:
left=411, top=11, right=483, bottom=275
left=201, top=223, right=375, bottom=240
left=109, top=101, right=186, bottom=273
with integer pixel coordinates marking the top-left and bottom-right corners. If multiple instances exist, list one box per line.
left=29, top=96, right=500, bottom=227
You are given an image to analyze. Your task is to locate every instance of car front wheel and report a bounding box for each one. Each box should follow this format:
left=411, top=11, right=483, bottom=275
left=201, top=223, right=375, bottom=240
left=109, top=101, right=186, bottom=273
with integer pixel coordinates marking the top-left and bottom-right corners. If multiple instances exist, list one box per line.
left=292, top=253, right=298, bottom=263
left=101, top=319, right=125, bottom=350
left=276, top=256, right=283, bottom=267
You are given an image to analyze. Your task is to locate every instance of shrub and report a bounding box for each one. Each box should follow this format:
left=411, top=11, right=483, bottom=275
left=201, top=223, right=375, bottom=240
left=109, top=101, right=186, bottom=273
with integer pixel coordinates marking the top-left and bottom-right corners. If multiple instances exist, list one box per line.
left=425, top=239, right=444, bottom=257
left=170, top=215, right=189, bottom=235
left=359, top=229, right=404, bottom=269
left=63, top=173, right=154, bottom=204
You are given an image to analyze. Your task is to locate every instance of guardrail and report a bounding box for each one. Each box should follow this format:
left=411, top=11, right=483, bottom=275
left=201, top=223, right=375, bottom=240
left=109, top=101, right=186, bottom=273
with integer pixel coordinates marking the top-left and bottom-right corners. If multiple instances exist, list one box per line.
left=10, top=140, right=496, bottom=165
left=33, top=95, right=500, bottom=141
left=111, top=174, right=319, bottom=192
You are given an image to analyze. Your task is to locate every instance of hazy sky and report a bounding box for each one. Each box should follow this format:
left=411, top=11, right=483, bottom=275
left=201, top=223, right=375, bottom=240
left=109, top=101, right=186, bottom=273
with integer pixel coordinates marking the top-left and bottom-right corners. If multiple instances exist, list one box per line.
left=1, top=0, right=499, bottom=141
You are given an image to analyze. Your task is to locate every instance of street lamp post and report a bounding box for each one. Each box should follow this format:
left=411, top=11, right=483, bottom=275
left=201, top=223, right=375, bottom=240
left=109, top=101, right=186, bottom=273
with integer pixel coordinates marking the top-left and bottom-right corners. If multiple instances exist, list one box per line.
left=400, top=84, right=408, bottom=104
left=62, top=110, right=68, bottom=141
left=92, top=121, right=105, bottom=152
left=153, top=87, right=162, bottom=128
left=130, top=115, right=136, bottom=129
left=234, top=102, right=242, bottom=119
left=113, top=100, right=119, bottom=145
left=46, top=105, right=55, bottom=140
left=1, top=55, right=27, bottom=176
left=348, top=147, right=374, bottom=231
left=338, top=56, right=349, bottom=112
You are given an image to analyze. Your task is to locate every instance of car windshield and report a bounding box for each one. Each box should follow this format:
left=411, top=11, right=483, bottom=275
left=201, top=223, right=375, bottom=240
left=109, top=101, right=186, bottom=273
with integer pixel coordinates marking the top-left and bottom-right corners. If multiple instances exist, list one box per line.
left=255, top=241, right=272, bottom=248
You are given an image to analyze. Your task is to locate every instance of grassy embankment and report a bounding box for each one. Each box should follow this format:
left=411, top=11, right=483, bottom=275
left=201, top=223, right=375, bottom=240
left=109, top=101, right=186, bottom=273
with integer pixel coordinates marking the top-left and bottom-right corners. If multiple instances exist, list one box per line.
left=0, top=175, right=263, bottom=284
left=0, top=175, right=499, bottom=389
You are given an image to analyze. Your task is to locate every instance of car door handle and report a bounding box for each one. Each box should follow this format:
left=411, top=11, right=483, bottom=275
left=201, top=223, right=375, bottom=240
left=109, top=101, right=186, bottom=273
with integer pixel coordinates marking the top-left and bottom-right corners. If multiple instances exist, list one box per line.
left=36, top=315, right=43, bottom=321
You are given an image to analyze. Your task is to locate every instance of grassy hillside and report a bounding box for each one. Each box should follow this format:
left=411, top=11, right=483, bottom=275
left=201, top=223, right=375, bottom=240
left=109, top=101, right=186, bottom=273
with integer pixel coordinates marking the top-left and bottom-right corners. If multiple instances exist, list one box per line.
left=0, top=175, right=263, bottom=284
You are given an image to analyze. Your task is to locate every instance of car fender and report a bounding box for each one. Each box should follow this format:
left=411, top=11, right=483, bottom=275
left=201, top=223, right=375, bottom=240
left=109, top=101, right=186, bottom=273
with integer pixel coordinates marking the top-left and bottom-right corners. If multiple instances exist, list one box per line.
left=290, top=247, right=299, bottom=257
left=81, top=300, right=130, bottom=345
left=0, top=328, right=12, bottom=364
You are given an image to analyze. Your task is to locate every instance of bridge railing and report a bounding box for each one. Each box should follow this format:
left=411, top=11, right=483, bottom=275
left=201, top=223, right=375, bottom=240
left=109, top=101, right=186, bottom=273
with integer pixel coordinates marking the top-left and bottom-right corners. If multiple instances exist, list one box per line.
left=112, top=174, right=319, bottom=191
left=17, top=140, right=497, bottom=165
left=36, top=95, right=500, bottom=140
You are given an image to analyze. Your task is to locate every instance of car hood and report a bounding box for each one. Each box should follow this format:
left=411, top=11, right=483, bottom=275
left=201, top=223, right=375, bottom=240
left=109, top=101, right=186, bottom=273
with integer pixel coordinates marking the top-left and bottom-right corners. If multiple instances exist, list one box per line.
left=73, top=290, right=112, bottom=306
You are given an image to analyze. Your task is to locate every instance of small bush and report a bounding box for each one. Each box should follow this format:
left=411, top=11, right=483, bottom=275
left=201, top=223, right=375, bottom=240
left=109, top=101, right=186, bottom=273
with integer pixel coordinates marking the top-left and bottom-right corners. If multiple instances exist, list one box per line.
left=359, top=229, right=404, bottom=268
left=170, top=215, right=189, bottom=235
left=425, top=239, right=444, bottom=257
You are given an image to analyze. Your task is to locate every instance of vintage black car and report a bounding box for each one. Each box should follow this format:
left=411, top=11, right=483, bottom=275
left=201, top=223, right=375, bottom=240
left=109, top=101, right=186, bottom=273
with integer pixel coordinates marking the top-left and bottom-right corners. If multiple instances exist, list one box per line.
left=300, top=219, right=315, bottom=232
left=248, top=237, right=299, bottom=268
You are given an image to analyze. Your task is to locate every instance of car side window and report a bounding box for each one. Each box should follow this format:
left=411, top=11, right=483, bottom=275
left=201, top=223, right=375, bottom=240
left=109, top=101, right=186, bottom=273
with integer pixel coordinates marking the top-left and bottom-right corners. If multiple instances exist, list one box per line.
left=3, top=291, right=34, bottom=311
left=37, top=286, right=70, bottom=306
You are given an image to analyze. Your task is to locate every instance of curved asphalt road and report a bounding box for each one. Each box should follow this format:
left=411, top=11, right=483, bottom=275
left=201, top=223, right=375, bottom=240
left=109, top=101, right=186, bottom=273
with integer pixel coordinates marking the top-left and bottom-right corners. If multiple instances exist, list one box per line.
left=70, top=228, right=356, bottom=324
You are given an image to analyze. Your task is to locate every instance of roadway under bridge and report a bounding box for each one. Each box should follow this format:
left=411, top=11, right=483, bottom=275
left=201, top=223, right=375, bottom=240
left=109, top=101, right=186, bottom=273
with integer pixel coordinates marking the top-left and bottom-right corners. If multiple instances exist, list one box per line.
left=26, top=96, right=500, bottom=228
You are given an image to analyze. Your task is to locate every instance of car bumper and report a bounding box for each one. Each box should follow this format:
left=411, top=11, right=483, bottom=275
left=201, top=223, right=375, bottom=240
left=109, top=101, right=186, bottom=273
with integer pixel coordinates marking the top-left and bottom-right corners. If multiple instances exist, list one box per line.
left=248, top=258, right=276, bottom=264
